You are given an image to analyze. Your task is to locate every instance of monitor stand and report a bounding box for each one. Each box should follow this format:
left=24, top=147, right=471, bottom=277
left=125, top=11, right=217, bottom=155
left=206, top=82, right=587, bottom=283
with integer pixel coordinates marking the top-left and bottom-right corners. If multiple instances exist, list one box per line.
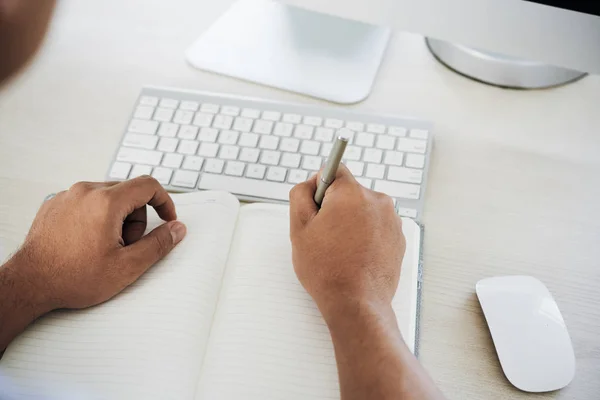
left=426, top=38, right=587, bottom=89
left=186, top=0, right=391, bottom=104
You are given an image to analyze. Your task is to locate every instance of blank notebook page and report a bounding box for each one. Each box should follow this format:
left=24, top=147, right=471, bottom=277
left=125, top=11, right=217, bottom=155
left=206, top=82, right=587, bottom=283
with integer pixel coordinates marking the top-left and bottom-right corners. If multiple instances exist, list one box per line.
left=0, top=192, right=239, bottom=400
left=195, top=204, right=420, bottom=399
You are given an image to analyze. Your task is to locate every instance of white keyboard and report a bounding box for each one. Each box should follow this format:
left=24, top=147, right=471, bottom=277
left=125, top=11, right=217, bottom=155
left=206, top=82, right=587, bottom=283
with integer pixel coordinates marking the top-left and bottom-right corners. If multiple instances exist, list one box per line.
left=108, top=87, right=433, bottom=219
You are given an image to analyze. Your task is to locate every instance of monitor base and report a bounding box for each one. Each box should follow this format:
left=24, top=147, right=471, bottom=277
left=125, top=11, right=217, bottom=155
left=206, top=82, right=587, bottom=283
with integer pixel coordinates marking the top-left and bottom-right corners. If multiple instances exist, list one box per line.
left=426, top=38, right=587, bottom=89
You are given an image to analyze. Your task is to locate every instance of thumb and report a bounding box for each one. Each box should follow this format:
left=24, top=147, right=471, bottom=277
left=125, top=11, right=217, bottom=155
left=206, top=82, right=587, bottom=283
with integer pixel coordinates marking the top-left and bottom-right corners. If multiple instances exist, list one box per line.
left=120, top=220, right=187, bottom=280
left=289, top=175, right=318, bottom=233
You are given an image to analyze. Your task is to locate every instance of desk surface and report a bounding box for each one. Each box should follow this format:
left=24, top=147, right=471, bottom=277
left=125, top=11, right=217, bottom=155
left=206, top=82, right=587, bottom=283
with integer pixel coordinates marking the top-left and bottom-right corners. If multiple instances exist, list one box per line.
left=1, top=1, right=599, bottom=398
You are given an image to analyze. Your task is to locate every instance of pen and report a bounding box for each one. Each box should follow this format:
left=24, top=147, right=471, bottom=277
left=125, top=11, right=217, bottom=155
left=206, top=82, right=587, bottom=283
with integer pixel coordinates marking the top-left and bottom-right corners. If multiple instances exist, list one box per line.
left=314, top=135, right=349, bottom=206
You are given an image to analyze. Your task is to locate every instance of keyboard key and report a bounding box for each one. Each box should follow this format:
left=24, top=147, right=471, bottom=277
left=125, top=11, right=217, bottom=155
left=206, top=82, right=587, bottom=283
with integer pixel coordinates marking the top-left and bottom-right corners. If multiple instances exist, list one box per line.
left=303, top=116, right=322, bottom=126
left=294, top=125, right=313, bottom=140
left=324, top=118, right=343, bottom=129
left=193, top=112, right=214, bottom=127
left=259, top=135, right=279, bottom=150
left=173, top=110, right=194, bottom=125
left=198, top=127, right=219, bottom=142
left=212, top=114, right=234, bottom=130
left=241, top=108, right=260, bottom=118
left=363, top=148, right=383, bottom=163
left=282, top=113, right=302, bottom=124
left=158, top=137, right=179, bottom=152
left=219, top=145, right=239, bottom=160
left=246, top=164, right=266, bottom=179
left=346, top=161, right=364, bottom=176
left=199, top=173, right=293, bottom=201
left=367, top=123, right=386, bottom=134
left=356, top=132, right=375, bottom=147
left=239, top=133, right=259, bottom=147
left=218, top=130, right=239, bottom=145
left=233, top=117, right=254, bottom=132
left=134, top=106, right=154, bottom=120
left=314, top=127, right=334, bottom=142
left=239, top=148, right=260, bottom=163
left=397, top=138, right=427, bottom=154
left=129, top=164, right=153, bottom=178
left=204, top=158, right=224, bottom=173
left=405, top=153, right=426, bottom=169
left=384, top=151, right=404, bottom=166
left=123, top=133, right=158, bottom=150
left=410, top=129, right=429, bottom=139
left=109, top=162, right=132, bottom=179
left=225, top=161, right=246, bottom=177
left=160, top=98, right=178, bottom=109
left=302, top=155, right=322, bottom=171
left=177, top=140, right=199, bottom=155
left=366, top=163, right=385, bottom=179
left=374, top=180, right=420, bottom=200
left=260, top=150, right=281, bottom=165
left=356, top=177, right=372, bottom=189
left=280, top=138, right=299, bottom=153
left=376, top=135, right=396, bottom=150
left=344, top=146, right=362, bottom=161
left=178, top=125, right=198, bottom=140
left=180, top=101, right=199, bottom=111
left=221, top=105, right=240, bottom=116
left=162, top=153, right=183, bottom=168
left=182, top=155, right=204, bottom=171
left=388, top=166, right=423, bottom=184
left=200, top=103, right=220, bottom=113
left=300, top=140, right=320, bottom=155
left=171, top=169, right=200, bottom=188
left=158, top=122, right=179, bottom=137
left=397, top=207, right=418, bottom=218
left=252, top=120, right=274, bottom=134
left=262, top=111, right=281, bottom=121
left=273, top=122, right=294, bottom=137
left=388, top=126, right=407, bottom=136
left=172, top=170, right=199, bottom=188
left=320, top=143, right=333, bottom=157
left=129, top=119, right=159, bottom=135
left=139, top=96, right=158, bottom=107
left=346, top=121, right=364, bottom=131
left=117, top=148, right=162, bottom=166
left=152, top=167, right=173, bottom=185
left=281, top=152, right=301, bottom=168
left=154, top=107, right=174, bottom=122
left=266, top=166, right=287, bottom=182
left=288, top=169, right=308, bottom=184
left=198, top=142, right=219, bottom=157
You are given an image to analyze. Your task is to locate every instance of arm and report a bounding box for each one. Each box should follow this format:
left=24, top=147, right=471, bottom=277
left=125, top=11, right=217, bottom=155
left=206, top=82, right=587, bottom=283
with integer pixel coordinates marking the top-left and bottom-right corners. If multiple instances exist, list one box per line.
left=0, top=177, right=186, bottom=353
left=289, top=165, right=445, bottom=400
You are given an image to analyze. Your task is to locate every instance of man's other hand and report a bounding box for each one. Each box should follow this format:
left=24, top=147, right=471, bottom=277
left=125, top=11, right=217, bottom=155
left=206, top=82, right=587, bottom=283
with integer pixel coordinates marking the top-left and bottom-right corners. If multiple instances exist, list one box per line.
left=288, top=165, right=405, bottom=319
left=11, top=176, right=186, bottom=312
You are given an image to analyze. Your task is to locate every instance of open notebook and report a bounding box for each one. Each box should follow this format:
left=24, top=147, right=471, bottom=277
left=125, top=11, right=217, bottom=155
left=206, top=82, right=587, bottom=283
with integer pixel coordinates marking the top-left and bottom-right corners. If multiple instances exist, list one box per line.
left=0, top=191, right=422, bottom=400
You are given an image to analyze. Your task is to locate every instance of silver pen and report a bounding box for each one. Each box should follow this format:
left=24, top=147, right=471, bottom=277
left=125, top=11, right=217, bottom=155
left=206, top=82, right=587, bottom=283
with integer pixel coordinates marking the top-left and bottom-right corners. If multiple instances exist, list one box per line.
left=314, top=135, right=349, bottom=206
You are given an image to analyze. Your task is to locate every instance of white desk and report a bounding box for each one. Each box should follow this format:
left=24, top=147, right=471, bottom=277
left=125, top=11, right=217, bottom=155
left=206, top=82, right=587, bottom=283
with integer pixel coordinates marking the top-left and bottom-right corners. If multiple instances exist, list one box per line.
left=1, top=1, right=599, bottom=398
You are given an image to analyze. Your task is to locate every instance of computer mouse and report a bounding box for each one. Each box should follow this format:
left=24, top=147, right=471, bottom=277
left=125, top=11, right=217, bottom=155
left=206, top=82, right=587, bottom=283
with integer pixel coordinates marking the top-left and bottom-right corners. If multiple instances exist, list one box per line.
left=476, top=275, right=575, bottom=393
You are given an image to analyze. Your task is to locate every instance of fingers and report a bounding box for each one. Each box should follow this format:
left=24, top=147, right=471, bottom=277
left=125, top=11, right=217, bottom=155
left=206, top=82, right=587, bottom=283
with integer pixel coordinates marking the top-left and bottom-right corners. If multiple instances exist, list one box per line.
left=119, top=220, right=187, bottom=282
left=108, top=176, right=177, bottom=222
left=289, top=174, right=318, bottom=231
left=122, top=206, right=147, bottom=245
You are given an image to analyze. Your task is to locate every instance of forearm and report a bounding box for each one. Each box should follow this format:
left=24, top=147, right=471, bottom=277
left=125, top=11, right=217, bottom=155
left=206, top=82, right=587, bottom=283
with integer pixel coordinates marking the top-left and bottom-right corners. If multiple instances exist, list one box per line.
left=0, top=253, right=52, bottom=354
left=323, top=300, right=445, bottom=400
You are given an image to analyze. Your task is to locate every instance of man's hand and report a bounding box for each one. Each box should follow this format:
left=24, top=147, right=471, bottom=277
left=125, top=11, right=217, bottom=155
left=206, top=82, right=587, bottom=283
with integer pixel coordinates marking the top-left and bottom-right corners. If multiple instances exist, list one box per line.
left=0, top=176, right=186, bottom=352
left=289, top=166, right=445, bottom=400
left=289, top=165, right=404, bottom=318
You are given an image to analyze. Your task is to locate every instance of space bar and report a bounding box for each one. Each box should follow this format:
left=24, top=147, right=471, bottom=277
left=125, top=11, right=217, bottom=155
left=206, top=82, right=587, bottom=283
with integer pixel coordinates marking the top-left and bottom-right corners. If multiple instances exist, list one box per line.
left=198, top=174, right=294, bottom=202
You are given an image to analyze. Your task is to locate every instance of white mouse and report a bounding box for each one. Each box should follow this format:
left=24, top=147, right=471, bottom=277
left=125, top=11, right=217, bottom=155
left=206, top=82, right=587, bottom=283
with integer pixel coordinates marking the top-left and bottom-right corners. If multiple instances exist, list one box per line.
left=476, top=275, right=575, bottom=393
